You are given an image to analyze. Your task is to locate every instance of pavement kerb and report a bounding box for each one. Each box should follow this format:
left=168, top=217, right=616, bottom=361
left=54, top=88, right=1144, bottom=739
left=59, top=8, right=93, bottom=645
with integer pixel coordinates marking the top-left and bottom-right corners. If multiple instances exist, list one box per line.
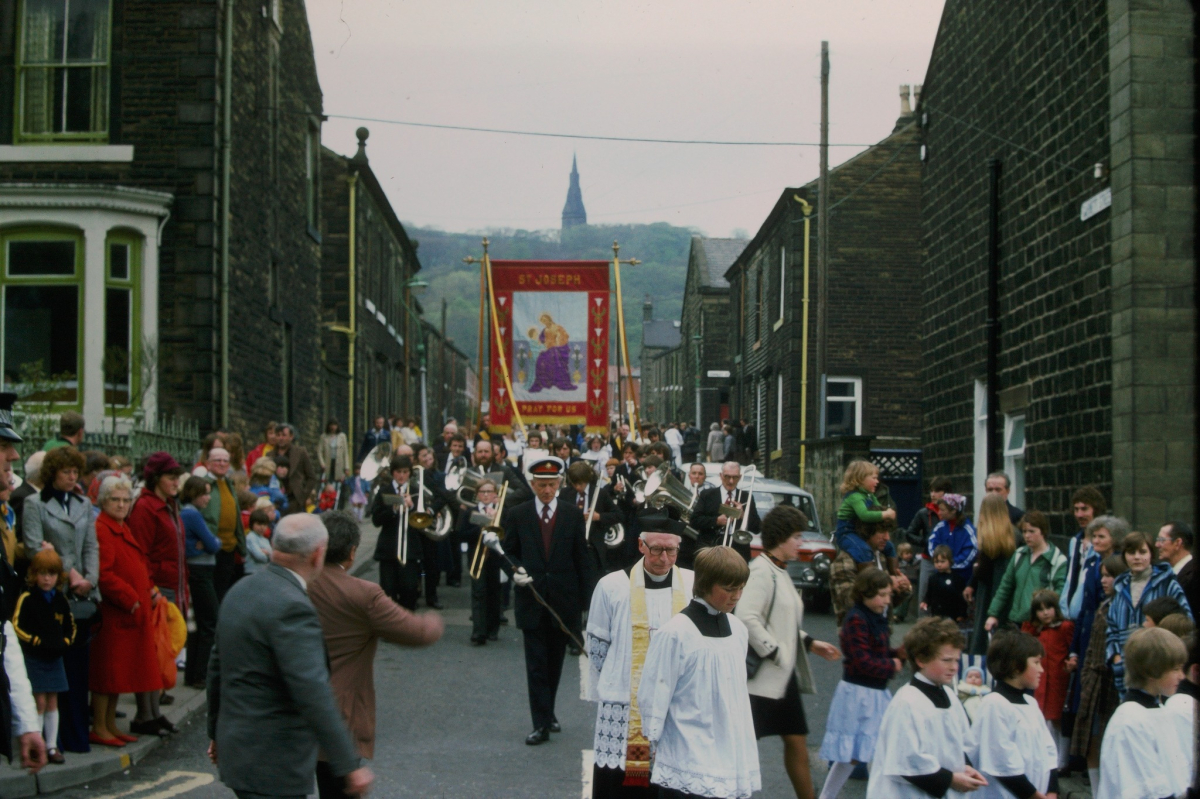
left=2, top=684, right=208, bottom=797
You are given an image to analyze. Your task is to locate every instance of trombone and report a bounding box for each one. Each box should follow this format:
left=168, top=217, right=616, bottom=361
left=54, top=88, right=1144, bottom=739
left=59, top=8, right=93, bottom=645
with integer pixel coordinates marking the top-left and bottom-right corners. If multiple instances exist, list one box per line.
left=721, top=473, right=758, bottom=547
left=469, top=482, right=508, bottom=580
left=409, top=466, right=436, bottom=530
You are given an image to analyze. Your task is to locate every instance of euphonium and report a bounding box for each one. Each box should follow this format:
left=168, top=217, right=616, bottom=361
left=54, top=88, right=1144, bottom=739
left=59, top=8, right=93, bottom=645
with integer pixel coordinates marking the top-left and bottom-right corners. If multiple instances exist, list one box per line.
left=645, top=471, right=696, bottom=520
left=456, top=469, right=490, bottom=505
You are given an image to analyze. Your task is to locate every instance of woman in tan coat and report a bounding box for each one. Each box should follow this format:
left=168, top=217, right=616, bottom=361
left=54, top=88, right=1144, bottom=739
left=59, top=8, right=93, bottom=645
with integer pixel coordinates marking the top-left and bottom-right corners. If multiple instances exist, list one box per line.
left=735, top=506, right=840, bottom=799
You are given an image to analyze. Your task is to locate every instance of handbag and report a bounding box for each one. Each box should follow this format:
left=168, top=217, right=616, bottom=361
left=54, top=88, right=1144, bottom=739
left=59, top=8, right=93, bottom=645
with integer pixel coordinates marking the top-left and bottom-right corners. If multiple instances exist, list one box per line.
left=67, top=595, right=98, bottom=621
left=746, top=571, right=779, bottom=679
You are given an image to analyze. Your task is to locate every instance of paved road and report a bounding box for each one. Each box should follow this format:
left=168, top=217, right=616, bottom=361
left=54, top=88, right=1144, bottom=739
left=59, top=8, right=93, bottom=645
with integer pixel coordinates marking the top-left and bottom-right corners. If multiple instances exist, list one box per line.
left=43, top=561, right=905, bottom=799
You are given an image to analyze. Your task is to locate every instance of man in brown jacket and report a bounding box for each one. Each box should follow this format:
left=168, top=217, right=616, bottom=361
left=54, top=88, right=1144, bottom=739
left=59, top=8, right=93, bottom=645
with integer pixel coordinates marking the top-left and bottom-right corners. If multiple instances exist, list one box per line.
left=274, top=424, right=316, bottom=515
left=309, top=511, right=444, bottom=799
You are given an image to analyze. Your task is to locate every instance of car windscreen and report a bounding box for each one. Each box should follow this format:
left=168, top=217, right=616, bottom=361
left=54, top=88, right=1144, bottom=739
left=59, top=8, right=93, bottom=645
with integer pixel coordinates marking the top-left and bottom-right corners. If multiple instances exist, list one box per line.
left=752, top=492, right=820, bottom=532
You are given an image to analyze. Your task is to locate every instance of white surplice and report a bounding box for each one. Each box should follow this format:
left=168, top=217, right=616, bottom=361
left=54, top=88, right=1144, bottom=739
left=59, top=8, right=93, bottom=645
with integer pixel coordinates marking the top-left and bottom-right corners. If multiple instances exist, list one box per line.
left=866, top=680, right=977, bottom=799
left=585, top=565, right=694, bottom=768
left=1096, top=699, right=1191, bottom=799
left=637, top=610, right=760, bottom=799
left=1165, top=689, right=1195, bottom=778
left=970, top=690, right=1058, bottom=799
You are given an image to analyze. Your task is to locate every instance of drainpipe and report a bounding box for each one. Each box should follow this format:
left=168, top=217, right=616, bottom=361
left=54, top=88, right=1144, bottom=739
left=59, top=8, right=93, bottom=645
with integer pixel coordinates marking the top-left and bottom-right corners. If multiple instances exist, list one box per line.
left=794, top=194, right=813, bottom=487
left=985, top=159, right=1002, bottom=473
left=219, top=0, right=234, bottom=428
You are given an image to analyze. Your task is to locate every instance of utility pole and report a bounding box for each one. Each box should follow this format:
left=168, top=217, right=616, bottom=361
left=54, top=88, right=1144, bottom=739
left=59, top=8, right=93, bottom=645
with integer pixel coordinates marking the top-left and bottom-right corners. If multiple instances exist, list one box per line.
left=816, top=41, right=830, bottom=438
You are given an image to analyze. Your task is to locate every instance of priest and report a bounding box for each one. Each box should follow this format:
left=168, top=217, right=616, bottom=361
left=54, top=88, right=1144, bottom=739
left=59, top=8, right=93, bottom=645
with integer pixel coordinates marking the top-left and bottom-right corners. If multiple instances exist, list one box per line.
left=586, top=513, right=694, bottom=797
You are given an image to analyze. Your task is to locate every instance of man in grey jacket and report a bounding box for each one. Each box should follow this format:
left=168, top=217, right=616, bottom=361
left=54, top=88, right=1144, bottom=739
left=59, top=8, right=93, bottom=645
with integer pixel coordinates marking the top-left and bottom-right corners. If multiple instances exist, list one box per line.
left=206, top=513, right=373, bottom=798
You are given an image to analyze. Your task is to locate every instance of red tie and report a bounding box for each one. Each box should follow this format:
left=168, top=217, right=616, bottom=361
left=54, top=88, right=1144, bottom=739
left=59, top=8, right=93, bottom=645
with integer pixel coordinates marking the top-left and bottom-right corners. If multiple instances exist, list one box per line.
left=540, top=505, right=554, bottom=557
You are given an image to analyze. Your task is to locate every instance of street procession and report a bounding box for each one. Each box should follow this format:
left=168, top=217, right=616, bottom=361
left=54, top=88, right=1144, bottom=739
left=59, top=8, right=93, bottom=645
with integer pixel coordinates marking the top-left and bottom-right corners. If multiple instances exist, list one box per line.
left=0, top=1, right=1195, bottom=798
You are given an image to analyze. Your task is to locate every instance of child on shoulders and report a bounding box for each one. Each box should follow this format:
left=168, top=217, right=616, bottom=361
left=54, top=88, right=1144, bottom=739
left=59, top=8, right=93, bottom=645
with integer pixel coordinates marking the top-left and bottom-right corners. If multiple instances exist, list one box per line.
left=835, top=460, right=898, bottom=564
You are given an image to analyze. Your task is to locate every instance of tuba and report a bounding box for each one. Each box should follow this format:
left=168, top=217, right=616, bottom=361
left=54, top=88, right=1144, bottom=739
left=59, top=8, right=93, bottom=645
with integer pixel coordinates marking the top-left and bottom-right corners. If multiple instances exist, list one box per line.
left=359, top=442, right=392, bottom=484
left=456, top=469, right=493, bottom=506
left=444, top=456, right=467, bottom=491
left=647, top=471, right=697, bottom=520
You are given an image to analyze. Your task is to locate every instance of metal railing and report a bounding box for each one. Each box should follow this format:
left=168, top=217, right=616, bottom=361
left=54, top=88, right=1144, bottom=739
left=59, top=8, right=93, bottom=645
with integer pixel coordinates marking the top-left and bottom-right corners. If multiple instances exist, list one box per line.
left=10, top=412, right=199, bottom=475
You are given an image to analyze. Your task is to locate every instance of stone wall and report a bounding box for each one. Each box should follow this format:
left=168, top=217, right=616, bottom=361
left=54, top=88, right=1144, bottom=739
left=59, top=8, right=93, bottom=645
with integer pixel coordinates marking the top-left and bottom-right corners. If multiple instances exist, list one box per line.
left=919, top=0, right=1116, bottom=531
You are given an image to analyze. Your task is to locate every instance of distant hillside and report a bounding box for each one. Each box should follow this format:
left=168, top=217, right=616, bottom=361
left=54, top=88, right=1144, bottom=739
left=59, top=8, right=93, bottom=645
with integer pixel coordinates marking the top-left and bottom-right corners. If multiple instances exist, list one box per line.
left=409, top=223, right=695, bottom=366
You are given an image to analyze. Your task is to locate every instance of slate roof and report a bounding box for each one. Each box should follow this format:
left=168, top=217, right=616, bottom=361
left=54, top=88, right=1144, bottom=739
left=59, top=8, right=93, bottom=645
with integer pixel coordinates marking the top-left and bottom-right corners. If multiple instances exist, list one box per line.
left=643, top=319, right=682, bottom=350
left=691, top=236, right=749, bottom=289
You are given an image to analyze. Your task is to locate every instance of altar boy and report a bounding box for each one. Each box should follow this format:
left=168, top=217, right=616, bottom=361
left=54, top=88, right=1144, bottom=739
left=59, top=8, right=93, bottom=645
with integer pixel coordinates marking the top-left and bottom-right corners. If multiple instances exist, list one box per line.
left=867, top=618, right=987, bottom=798
left=971, top=631, right=1059, bottom=799
left=1096, top=627, right=1189, bottom=799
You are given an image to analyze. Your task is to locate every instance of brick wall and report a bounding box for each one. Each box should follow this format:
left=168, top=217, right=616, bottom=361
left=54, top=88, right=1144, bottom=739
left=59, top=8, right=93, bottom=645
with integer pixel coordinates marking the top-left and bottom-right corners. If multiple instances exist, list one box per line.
left=919, top=0, right=1115, bottom=531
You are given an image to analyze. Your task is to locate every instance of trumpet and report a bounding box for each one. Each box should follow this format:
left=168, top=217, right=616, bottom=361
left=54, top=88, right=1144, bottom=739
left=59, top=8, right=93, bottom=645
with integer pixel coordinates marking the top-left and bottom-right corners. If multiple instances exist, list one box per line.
left=409, top=466, right=436, bottom=530
left=722, top=474, right=758, bottom=547
left=469, top=482, right=508, bottom=580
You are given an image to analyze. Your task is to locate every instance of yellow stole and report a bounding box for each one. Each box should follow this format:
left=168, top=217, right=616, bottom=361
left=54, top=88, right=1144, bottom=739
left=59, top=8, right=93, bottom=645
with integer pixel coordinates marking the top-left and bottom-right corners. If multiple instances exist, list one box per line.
left=624, top=560, right=686, bottom=786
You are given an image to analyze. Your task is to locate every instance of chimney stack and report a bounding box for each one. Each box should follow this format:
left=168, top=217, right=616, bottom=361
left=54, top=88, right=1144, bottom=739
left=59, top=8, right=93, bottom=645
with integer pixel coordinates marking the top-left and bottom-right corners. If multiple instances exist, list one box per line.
left=899, top=85, right=912, bottom=116
left=913, top=84, right=922, bottom=110
left=643, top=295, right=653, bottom=322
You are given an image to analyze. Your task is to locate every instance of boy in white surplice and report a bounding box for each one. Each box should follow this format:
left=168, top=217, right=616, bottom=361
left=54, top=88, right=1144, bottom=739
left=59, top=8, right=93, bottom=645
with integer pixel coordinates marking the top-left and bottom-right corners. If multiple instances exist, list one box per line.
left=637, top=546, right=759, bottom=799
left=587, top=518, right=694, bottom=798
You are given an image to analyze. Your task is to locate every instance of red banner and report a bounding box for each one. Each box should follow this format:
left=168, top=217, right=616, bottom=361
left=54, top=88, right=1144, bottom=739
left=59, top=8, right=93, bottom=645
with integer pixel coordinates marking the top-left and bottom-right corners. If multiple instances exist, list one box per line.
left=488, top=261, right=610, bottom=434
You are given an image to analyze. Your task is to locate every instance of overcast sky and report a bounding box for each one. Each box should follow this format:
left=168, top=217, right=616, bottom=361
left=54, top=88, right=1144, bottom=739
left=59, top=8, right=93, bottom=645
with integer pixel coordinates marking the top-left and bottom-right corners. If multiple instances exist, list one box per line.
left=306, top=1, right=946, bottom=238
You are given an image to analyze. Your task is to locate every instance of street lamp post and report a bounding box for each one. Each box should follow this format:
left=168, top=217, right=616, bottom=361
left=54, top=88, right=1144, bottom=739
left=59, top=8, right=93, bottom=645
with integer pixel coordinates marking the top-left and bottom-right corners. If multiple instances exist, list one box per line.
left=418, top=340, right=428, bottom=445
left=402, top=275, right=430, bottom=441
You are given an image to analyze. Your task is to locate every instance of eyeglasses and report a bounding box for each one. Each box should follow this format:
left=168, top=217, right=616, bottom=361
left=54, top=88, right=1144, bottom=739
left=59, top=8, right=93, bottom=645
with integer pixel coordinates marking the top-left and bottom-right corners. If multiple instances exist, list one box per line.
left=646, top=546, right=679, bottom=557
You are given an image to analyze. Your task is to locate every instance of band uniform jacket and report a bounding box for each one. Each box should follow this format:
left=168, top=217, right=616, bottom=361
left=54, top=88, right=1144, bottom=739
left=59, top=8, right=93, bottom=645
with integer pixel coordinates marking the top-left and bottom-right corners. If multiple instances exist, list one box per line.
left=370, top=481, right=422, bottom=564
left=691, top=486, right=760, bottom=560
left=558, top=485, right=621, bottom=572
left=308, top=564, right=442, bottom=758
left=206, top=564, right=360, bottom=795
left=501, top=499, right=598, bottom=633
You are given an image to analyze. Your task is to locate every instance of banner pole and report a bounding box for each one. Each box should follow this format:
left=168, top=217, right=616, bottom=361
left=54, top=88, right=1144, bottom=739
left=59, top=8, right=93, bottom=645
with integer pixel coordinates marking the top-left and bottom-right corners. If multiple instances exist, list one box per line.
left=476, top=247, right=487, bottom=428
left=612, top=241, right=641, bottom=438
left=484, top=250, right=526, bottom=437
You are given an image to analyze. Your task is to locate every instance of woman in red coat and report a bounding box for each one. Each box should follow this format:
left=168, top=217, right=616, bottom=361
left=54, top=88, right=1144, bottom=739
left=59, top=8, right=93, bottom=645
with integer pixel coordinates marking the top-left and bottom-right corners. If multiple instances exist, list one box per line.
left=89, top=476, right=167, bottom=746
left=125, top=453, right=189, bottom=615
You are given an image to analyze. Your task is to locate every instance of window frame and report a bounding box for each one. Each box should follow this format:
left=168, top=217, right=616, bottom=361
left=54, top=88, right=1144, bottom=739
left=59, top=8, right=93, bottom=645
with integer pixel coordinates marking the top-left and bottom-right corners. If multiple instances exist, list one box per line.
left=103, top=230, right=142, bottom=411
left=824, top=376, right=862, bottom=437
left=14, top=0, right=114, bottom=143
left=1003, top=413, right=1026, bottom=510
left=973, top=380, right=988, bottom=515
left=0, top=226, right=85, bottom=407
left=771, top=371, right=784, bottom=461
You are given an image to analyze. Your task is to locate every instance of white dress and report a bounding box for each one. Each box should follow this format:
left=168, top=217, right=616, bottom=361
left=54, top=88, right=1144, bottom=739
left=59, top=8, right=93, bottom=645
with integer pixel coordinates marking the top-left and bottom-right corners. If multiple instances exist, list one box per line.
left=1096, top=694, right=1191, bottom=799
left=866, top=679, right=976, bottom=799
left=970, top=689, right=1057, bottom=799
left=586, top=566, right=694, bottom=769
left=638, top=608, right=761, bottom=799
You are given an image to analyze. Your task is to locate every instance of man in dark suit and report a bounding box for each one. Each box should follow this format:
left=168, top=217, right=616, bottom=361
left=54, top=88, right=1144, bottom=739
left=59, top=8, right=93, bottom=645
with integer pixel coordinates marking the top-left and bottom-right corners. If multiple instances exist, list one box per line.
left=469, top=439, right=531, bottom=505
left=412, top=445, right=450, bottom=607
left=206, top=513, right=371, bottom=799
left=690, top=460, right=760, bottom=563
left=501, top=456, right=597, bottom=745
left=358, top=416, right=391, bottom=462
left=370, top=454, right=424, bottom=610
left=1157, top=521, right=1197, bottom=619
left=559, top=462, right=622, bottom=577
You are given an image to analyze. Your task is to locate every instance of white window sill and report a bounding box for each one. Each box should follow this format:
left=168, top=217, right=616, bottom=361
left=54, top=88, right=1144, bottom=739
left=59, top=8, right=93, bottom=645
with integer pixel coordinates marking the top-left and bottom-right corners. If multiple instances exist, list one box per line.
left=0, top=145, right=134, bottom=163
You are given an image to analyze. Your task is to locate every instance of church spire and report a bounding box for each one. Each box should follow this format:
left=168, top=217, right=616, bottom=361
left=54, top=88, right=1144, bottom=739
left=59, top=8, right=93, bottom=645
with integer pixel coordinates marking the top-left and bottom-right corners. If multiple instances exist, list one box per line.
left=561, top=154, right=587, bottom=230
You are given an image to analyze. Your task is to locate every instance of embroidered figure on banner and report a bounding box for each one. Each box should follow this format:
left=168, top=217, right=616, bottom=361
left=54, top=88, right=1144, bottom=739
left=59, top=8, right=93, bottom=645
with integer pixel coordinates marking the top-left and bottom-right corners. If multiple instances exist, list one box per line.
left=526, top=312, right=578, bottom=393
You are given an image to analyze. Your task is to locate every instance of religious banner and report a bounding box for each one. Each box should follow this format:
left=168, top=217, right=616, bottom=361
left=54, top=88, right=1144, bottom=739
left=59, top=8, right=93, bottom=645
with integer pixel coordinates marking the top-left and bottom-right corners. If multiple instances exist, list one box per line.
left=487, top=260, right=610, bottom=434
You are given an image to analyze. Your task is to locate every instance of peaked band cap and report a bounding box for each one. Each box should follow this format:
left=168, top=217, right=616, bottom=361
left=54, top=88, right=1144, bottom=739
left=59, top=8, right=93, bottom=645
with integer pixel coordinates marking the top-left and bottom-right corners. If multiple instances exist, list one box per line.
left=528, top=456, right=566, bottom=478
left=0, top=392, right=21, bottom=443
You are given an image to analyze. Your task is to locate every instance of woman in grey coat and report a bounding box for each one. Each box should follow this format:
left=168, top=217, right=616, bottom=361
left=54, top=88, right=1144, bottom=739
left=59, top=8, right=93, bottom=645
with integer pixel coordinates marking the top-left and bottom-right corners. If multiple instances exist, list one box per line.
left=705, top=422, right=725, bottom=462
left=22, top=446, right=98, bottom=753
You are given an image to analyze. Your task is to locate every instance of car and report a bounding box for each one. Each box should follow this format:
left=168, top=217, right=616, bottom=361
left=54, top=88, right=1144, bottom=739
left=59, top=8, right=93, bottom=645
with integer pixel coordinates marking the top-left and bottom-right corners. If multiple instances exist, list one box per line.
left=701, top=464, right=835, bottom=607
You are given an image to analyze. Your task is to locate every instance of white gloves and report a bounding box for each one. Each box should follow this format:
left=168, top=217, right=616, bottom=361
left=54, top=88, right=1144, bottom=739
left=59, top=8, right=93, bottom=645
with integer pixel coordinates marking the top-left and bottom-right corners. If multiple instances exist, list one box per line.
left=513, top=567, right=534, bottom=587
left=481, top=531, right=502, bottom=552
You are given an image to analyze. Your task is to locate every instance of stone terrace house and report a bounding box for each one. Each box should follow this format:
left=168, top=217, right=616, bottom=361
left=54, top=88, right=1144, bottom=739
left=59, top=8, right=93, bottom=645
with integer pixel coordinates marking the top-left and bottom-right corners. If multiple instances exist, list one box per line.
left=320, top=129, right=424, bottom=444
left=678, top=236, right=747, bottom=428
left=917, top=0, right=1195, bottom=530
left=0, top=0, right=327, bottom=438
left=639, top=297, right=682, bottom=426
left=725, top=95, right=923, bottom=487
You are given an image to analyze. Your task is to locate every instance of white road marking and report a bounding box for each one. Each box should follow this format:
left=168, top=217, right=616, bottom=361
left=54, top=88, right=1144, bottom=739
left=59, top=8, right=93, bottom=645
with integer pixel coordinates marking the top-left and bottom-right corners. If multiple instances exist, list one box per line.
left=581, top=749, right=594, bottom=799
left=86, top=770, right=214, bottom=799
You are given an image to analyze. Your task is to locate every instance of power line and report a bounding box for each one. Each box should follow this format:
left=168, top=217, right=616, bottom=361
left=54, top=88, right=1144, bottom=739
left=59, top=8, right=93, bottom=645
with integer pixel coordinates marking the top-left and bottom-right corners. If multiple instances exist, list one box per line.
left=324, top=113, right=875, bottom=148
